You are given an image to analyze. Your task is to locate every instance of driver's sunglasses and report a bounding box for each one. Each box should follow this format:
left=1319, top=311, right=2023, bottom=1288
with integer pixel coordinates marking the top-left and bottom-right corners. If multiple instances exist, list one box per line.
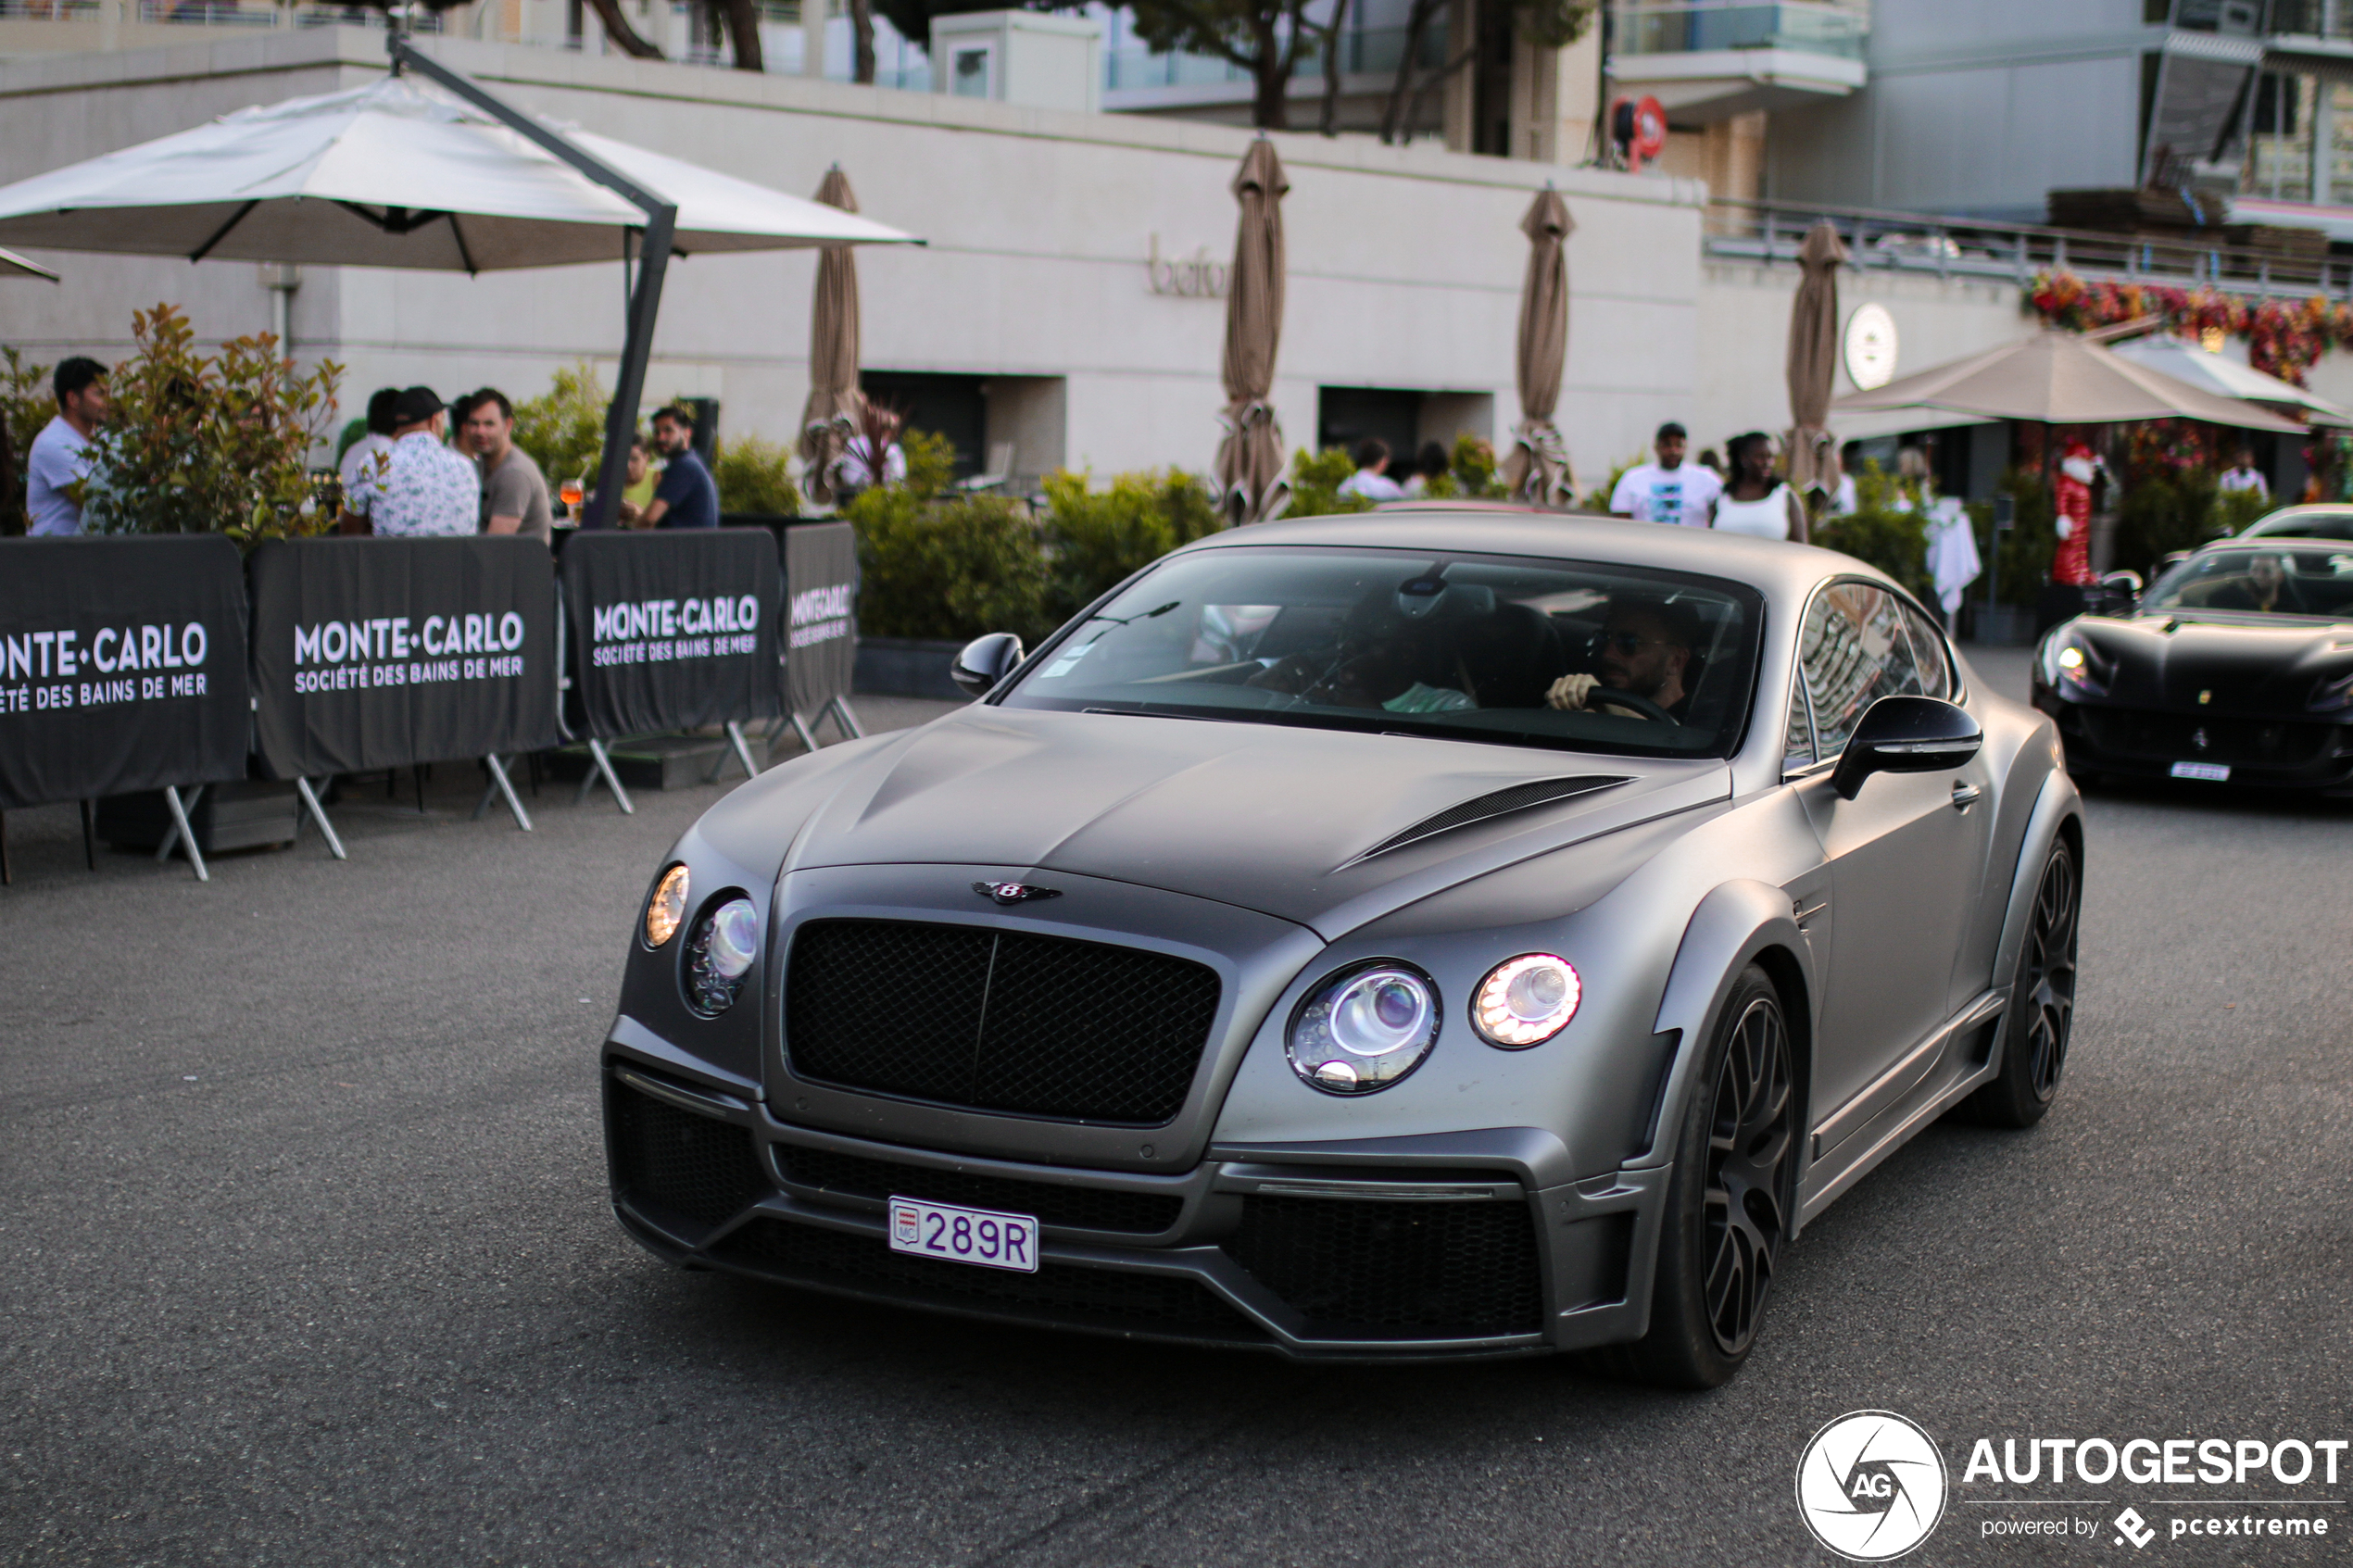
left=1601, top=630, right=1670, bottom=655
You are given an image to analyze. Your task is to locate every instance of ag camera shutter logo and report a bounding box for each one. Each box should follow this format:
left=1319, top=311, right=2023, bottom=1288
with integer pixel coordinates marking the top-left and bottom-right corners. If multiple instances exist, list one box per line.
left=1796, top=1411, right=1949, bottom=1561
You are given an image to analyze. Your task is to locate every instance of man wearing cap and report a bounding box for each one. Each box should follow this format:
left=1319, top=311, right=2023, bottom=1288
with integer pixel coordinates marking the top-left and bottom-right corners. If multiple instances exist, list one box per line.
left=341, top=385, right=481, bottom=536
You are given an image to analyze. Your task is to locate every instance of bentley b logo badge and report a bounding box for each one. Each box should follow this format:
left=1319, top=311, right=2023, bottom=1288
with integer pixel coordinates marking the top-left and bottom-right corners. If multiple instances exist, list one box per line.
left=974, top=881, right=1061, bottom=905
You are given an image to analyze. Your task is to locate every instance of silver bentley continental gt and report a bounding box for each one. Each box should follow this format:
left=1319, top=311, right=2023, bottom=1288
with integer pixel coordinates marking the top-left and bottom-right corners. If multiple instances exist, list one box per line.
left=602, top=513, right=2084, bottom=1387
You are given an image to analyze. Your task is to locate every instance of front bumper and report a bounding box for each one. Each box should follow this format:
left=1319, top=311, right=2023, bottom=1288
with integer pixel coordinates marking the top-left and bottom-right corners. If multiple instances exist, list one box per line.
left=2036, top=685, right=2353, bottom=793
left=604, top=1045, right=1664, bottom=1363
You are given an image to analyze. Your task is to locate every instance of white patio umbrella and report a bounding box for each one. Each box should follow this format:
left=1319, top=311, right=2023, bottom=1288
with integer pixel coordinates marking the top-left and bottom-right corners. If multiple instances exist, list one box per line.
left=0, top=75, right=912, bottom=270
left=2110, top=333, right=2353, bottom=426
left=0, top=245, right=58, bottom=282
left=0, top=38, right=918, bottom=522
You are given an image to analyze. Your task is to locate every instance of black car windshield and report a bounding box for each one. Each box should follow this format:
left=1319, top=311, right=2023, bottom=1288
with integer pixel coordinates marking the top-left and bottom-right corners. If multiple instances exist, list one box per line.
left=2244, top=509, right=2353, bottom=543
left=999, top=546, right=1764, bottom=758
left=2143, top=544, right=2353, bottom=619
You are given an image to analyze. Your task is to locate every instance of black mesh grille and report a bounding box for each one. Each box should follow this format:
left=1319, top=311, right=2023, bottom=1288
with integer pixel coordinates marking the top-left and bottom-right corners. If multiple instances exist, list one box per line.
left=717, top=1217, right=1258, bottom=1337
left=1223, top=1195, right=1544, bottom=1334
left=1356, top=774, right=1627, bottom=860
left=785, top=920, right=1221, bottom=1124
left=608, top=1079, right=767, bottom=1232
left=776, top=1145, right=1185, bottom=1235
left=2079, top=709, right=2339, bottom=767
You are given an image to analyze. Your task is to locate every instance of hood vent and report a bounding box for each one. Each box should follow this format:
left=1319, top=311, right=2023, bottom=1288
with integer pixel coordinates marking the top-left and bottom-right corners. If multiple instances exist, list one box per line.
left=1345, top=774, right=1629, bottom=867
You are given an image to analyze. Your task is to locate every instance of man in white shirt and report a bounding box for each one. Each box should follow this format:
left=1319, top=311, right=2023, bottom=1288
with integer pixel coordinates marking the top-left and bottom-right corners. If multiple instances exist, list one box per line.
left=26, top=357, right=107, bottom=536
left=341, top=386, right=481, bottom=537
left=1337, top=438, right=1405, bottom=503
left=2218, top=448, right=2270, bottom=500
left=1609, top=421, right=1722, bottom=529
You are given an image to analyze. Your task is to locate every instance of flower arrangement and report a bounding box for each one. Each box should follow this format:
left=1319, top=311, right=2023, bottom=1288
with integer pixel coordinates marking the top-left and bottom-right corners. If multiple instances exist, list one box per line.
left=2026, top=270, right=2353, bottom=384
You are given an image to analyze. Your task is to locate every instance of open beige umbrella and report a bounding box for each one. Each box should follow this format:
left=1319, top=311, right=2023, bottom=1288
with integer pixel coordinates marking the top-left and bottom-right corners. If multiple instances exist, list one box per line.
left=1785, top=220, right=1849, bottom=495
left=1833, top=328, right=2303, bottom=433
left=1500, top=189, right=1575, bottom=508
left=798, top=165, right=865, bottom=507
left=1215, top=140, right=1289, bottom=525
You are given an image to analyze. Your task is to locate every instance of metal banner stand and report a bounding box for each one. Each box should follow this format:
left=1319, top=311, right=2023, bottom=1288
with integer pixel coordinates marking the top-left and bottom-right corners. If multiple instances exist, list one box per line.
left=573, top=738, right=635, bottom=814
left=292, top=777, right=348, bottom=859
left=701, top=721, right=762, bottom=784
left=768, top=695, right=864, bottom=759
left=154, top=784, right=209, bottom=883
left=472, top=754, right=535, bottom=830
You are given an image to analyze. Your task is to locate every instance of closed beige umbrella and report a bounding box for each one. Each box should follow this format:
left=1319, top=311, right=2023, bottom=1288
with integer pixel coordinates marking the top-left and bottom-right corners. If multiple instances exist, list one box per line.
left=1785, top=220, right=1850, bottom=496
left=1215, top=140, right=1289, bottom=525
left=1501, top=188, right=1576, bottom=507
left=799, top=165, right=864, bottom=507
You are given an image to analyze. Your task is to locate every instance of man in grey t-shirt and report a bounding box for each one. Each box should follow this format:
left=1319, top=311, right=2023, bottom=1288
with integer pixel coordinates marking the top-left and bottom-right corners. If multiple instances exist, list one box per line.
left=461, top=388, right=553, bottom=544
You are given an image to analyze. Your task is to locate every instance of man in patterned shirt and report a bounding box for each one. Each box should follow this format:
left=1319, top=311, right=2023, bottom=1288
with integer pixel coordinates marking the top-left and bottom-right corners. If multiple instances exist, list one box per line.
left=342, top=386, right=481, bottom=536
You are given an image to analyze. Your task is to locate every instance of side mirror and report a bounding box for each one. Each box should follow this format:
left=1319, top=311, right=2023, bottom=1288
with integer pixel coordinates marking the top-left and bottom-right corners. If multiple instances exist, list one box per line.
left=950, top=632, right=1025, bottom=696
left=1832, top=695, right=1982, bottom=800
left=2093, top=569, right=2142, bottom=615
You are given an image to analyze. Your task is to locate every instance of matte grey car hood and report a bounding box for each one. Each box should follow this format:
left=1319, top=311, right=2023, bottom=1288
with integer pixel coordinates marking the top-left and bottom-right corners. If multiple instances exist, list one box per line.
left=776, top=707, right=1731, bottom=937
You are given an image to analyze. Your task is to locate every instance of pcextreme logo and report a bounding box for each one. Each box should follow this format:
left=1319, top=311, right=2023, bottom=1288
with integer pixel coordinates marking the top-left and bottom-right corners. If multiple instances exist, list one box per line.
left=1796, top=1411, right=1951, bottom=1562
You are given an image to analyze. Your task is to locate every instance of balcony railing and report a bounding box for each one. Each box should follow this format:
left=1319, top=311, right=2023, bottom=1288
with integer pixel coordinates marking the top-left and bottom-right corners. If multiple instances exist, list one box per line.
left=1609, top=1, right=1869, bottom=61
left=1105, top=23, right=1446, bottom=92
left=1708, top=195, right=2353, bottom=299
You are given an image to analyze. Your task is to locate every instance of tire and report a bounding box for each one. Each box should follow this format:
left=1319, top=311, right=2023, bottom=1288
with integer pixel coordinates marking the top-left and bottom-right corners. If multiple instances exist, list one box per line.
left=1602, top=964, right=1795, bottom=1389
left=1962, top=836, right=2080, bottom=1129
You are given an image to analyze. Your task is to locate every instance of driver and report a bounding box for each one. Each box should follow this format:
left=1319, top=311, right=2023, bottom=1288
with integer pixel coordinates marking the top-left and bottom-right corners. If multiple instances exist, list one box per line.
left=2209, top=552, right=2302, bottom=613
left=1546, top=595, right=1696, bottom=721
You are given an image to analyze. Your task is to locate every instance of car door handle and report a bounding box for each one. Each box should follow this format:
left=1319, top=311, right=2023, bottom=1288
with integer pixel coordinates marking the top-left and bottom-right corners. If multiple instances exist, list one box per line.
left=1950, top=782, right=1983, bottom=809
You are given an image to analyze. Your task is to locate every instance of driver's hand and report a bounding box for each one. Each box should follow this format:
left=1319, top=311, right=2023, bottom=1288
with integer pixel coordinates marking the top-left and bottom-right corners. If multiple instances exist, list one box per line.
left=1545, top=672, right=1598, bottom=711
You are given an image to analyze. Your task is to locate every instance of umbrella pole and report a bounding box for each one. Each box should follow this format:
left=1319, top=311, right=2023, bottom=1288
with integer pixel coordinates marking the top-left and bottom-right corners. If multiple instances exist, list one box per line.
left=387, top=32, right=676, bottom=530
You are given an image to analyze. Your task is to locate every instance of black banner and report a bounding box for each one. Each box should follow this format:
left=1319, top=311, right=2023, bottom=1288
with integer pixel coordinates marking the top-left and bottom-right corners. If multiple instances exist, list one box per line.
left=0, top=535, right=250, bottom=811
left=248, top=536, right=559, bottom=779
left=784, top=521, right=859, bottom=716
left=561, top=530, right=782, bottom=739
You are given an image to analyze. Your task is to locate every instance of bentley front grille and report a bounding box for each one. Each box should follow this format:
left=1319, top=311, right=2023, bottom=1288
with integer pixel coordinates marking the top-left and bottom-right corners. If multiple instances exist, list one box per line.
left=775, top=1144, right=1186, bottom=1236
left=783, top=919, right=1222, bottom=1124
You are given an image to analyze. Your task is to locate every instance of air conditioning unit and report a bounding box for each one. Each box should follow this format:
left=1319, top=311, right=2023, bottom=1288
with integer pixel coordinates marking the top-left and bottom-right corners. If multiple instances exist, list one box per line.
left=928, top=10, right=1103, bottom=116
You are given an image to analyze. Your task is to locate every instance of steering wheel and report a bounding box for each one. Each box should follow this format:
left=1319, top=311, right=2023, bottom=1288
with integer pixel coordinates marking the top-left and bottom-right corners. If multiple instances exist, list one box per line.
left=1585, top=686, right=1676, bottom=723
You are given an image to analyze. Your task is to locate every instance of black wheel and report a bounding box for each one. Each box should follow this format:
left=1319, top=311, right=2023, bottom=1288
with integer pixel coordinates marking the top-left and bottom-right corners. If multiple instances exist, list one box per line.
left=1963, top=837, right=2080, bottom=1128
left=1603, top=965, right=1794, bottom=1389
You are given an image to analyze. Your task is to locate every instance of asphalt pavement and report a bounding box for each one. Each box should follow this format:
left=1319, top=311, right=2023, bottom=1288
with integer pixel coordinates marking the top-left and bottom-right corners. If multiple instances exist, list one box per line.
left=3, top=656, right=2348, bottom=1568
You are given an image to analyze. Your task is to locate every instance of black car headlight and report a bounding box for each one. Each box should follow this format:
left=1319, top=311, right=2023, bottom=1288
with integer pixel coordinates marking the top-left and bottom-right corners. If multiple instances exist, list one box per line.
left=2042, top=632, right=2113, bottom=697
left=1286, top=963, right=1440, bottom=1094
left=684, top=896, right=760, bottom=1016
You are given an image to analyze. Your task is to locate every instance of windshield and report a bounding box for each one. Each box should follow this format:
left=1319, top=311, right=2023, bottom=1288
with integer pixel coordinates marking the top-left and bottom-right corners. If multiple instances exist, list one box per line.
left=2245, top=510, right=2353, bottom=543
left=1000, top=546, right=1764, bottom=758
left=2143, top=545, right=2353, bottom=619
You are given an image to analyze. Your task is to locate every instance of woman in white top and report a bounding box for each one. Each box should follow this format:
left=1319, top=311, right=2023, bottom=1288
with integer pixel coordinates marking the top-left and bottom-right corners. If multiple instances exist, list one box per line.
left=1709, top=431, right=1809, bottom=543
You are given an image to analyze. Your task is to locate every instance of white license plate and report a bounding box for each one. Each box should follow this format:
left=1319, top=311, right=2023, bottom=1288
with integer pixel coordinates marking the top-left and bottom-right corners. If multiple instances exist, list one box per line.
left=2171, top=760, right=2232, bottom=782
left=888, top=1197, right=1039, bottom=1273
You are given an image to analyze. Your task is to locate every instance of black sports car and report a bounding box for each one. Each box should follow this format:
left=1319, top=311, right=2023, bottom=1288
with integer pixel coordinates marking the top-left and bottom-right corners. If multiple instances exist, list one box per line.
left=2034, top=536, right=2353, bottom=792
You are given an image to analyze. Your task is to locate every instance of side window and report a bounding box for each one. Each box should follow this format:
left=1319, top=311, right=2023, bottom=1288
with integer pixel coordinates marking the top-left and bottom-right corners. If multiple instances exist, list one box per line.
left=1799, top=583, right=1922, bottom=758
left=1896, top=602, right=1953, bottom=699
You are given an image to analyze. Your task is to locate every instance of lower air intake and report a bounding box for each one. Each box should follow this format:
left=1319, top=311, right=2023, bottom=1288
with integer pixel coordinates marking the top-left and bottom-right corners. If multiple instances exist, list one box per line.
left=607, top=1077, right=767, bottom=1234
left=1222, top=1194, right=1544, bottom=1335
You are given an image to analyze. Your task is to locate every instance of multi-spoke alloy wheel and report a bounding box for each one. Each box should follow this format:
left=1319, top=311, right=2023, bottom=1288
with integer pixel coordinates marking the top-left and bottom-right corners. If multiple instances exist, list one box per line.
left=1608, top=964, right=1794, bottom=1388
left=1703, top=996, right=1792, bottom=1358
left=1965, top=837, right=2082, bottom=1129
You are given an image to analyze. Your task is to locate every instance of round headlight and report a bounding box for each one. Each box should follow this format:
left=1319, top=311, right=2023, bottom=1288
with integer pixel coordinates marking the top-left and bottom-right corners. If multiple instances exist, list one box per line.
left=1471, top=953, right=1579, bottom=1048
left=684, top=897, right=759, bottom=1016
left=644, top=863, right=689, bottom=947
left=1286, top=964, right=1440, bottom=1094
